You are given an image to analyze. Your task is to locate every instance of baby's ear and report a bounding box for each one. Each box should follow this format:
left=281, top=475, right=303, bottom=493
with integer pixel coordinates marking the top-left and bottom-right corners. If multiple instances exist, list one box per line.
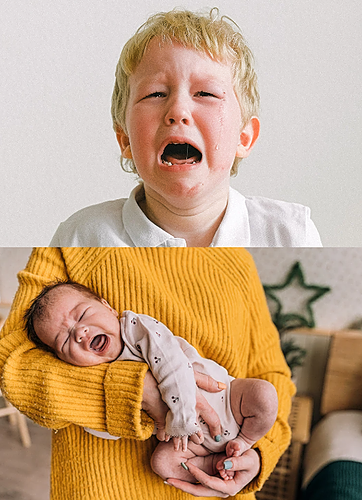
left=116, top=127, right=133, bottom=159
left=236, top=117, right=260, bottom=159
left=101, top=298, right=118, bottom=317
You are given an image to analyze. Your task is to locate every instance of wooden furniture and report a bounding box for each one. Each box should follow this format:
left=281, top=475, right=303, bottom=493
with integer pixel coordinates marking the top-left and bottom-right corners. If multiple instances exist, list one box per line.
left=255, top=395, right=313, bottom=500
left=256, top=327, right=362, bottom=500
left=0, top=309, right=32, bottom=447
left=0, top=390, right=31, bottom=448
left=321, top=329, right=362, bottom=414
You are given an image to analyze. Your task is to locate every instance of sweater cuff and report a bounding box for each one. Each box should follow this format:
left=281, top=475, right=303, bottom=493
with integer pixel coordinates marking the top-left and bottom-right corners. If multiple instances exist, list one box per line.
left=104, top=360, right=154, bottom=440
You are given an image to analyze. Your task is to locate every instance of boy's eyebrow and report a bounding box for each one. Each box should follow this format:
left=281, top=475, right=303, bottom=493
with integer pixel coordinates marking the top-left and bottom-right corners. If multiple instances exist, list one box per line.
left=131, top=73, right=166, bottom=88
left=136, top=73, right=229, bottom=85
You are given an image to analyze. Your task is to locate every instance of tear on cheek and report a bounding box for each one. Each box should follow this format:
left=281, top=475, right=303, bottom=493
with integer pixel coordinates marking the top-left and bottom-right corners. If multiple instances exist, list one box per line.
left=161, top=143, right=202, bottom=166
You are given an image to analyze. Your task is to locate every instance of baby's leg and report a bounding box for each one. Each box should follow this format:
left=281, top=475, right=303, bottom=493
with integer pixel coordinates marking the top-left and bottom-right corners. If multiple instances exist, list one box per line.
left=230, top=378, right=278, bottom=449
left=218, top=378, right=278, bottom=480
left=151, top=441, right=219, bottom=483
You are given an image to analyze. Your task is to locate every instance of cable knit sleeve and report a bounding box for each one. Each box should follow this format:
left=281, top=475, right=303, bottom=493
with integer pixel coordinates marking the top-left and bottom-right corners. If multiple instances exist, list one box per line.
left=241, top=254, right=296, bottom=494
left=0, top=247, right=154, bottom=441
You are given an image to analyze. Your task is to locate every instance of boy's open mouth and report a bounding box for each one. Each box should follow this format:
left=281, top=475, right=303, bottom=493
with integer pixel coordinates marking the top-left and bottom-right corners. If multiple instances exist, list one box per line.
left=161, top=143, right=202, bottom=166
left=90, top=335, right=108, bottom=353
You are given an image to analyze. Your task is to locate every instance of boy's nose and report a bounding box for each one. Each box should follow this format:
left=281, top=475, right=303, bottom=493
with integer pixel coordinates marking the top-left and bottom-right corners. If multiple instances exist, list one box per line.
left=164, top=96, right=192, bottom=126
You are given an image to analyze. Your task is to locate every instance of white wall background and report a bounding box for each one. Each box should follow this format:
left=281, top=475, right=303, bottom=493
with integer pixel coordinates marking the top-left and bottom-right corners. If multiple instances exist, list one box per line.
left=249, top=247, right=362, bottom=330
left=1, top=0, right=362, bottom=246
left=0, top=248, right=32, bottom=304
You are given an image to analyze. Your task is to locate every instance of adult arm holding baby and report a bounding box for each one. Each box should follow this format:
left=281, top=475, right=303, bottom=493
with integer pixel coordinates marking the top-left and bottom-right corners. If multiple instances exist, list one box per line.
left=0, top=247, right=294, bottom=499
left=0, top=247, right=228, bottom=499
left=0, top=248, right=146, bottom=438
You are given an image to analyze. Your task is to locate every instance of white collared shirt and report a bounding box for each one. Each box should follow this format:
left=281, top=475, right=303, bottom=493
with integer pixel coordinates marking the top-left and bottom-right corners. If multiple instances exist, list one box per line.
left=50, top=185, right=322, bottom=247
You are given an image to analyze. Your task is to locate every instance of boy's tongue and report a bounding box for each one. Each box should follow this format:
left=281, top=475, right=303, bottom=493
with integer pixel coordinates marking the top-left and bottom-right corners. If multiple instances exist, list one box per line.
left=162, top=143, right=201, bottom=165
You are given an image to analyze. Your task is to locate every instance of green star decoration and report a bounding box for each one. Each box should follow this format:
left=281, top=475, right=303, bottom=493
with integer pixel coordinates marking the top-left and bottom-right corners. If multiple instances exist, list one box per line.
left=263, top=261, right=331, bottom=331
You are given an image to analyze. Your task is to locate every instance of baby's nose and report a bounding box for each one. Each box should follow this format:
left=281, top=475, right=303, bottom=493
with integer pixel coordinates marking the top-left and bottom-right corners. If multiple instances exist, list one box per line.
left=74, top=324, right=89, bottom=344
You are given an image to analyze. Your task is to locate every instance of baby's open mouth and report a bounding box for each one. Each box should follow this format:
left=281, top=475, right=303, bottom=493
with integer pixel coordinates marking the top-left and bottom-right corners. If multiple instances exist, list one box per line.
left=161, top=143, right=202, bottom=166
left=90, top=335, right=108, bottom=353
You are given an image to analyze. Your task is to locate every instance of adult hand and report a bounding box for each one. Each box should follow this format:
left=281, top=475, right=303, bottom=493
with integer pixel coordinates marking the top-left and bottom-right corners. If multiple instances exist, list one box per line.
left=142, top=370, right=169, bottom=440
left=142, top=370, right=223, bottom=442
left=193, top=370, right=223, bottom=442
left=166, top=448, right=261, bottom=498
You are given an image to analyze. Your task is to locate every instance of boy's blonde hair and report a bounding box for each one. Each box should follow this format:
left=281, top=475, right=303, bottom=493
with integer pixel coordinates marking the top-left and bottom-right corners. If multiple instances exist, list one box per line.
left=111, top=8, right=259, bottom=176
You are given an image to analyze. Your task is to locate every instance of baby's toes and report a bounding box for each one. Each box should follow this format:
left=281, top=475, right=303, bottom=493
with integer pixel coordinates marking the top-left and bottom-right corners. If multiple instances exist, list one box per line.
left=219, top=469, right=228, bottom=480
left=225, top=475, right=234, bottom=481
left=219, top=468, right=235, bottom=481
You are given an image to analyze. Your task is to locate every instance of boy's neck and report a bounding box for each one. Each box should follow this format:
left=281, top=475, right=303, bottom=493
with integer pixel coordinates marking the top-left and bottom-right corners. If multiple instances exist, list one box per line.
left=138, top=186, right=229, bottom=247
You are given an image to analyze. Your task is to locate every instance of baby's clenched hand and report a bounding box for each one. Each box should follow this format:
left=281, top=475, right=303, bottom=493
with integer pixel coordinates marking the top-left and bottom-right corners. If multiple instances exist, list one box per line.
left=189, top=429, right=204, bottom=446
left=156, top=427, right=166, bottom=443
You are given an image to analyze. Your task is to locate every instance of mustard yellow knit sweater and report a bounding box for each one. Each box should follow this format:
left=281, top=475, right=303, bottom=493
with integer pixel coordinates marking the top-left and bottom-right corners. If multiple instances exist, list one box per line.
left=0, top=247, right=295, bottom=500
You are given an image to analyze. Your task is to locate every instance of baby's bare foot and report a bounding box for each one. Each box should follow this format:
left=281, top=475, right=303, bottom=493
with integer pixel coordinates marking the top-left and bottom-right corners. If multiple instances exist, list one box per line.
left=219, top=459, right=235, bottom=480
left=186, top=452, right=224, bottom=478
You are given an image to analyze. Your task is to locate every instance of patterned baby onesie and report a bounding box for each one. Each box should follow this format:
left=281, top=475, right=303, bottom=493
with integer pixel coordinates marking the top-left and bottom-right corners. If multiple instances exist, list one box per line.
left=86, top=311, right=239, bottom=452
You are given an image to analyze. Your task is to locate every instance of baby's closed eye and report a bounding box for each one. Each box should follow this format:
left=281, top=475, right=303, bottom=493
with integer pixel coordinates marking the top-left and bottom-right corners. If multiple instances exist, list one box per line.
left=79, top=309, right=87, bottom=321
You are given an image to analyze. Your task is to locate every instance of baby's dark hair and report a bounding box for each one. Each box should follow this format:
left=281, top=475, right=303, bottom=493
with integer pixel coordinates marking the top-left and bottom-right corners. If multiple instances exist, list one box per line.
left=24, top=279, right=102, bottom=352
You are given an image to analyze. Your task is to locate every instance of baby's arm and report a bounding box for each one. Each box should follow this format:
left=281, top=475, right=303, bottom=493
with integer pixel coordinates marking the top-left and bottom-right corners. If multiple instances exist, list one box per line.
left=120, top=312, right=203, bottom=451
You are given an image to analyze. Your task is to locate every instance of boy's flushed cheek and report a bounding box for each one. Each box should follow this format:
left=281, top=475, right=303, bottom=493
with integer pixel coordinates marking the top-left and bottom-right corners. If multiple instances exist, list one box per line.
left=209, top=98, right=242, bottom=158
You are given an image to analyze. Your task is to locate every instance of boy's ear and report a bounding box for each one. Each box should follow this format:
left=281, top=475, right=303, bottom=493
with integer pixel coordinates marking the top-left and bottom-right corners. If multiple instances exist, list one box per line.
left=116, top=127, right=133, bottom=159
left=236, top=117, right=260, bottom=159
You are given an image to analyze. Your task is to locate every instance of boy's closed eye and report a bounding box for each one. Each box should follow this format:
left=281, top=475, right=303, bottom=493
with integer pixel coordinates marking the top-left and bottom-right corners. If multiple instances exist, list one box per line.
left=195, top=90, right=219, bottom=98
left=142, top=90, right=222, bottom=100
left=144, top=92, right=167, bottom=99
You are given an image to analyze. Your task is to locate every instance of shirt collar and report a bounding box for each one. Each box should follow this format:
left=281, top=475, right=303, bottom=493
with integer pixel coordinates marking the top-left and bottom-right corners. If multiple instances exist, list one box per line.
left=122, top=184, right=250, bottom=247
left=210, top=187, right=251, bottom=246
left=122, top=185, right=187, bottom=247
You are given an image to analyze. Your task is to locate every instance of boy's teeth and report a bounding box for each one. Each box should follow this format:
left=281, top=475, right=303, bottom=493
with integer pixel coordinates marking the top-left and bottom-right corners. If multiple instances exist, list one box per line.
left=162, top=159, right=198, bottom=166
